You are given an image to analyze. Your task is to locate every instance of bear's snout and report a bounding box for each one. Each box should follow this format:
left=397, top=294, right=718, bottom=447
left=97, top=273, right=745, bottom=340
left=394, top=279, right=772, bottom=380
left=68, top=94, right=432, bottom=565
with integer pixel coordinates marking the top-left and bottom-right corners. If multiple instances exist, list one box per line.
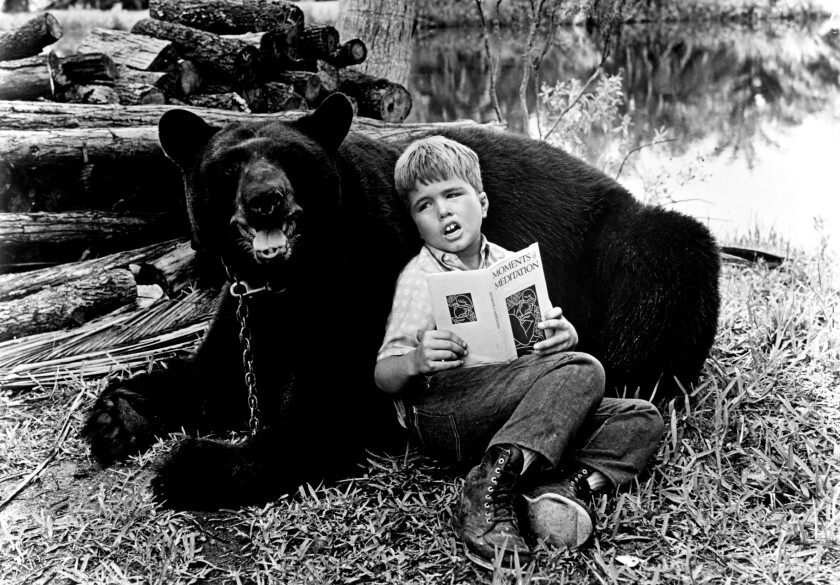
left=239, top=160, right=291, bottom=220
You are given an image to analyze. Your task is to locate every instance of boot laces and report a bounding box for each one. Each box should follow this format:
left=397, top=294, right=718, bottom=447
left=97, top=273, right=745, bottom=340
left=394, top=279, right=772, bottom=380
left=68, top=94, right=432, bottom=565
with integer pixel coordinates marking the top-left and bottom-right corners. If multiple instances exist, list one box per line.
left=483, top=455, right=518, bottom=524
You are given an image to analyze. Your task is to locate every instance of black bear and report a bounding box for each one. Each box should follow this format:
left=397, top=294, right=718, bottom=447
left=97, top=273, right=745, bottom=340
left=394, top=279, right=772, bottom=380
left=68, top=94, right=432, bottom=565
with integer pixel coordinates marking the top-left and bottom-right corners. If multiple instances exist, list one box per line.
left=83, top=94, right=719, bottom=510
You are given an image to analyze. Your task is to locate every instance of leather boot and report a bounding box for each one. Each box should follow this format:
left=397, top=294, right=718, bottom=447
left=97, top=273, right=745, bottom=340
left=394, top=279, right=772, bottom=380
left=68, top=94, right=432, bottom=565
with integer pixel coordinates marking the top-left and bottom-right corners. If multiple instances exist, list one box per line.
left=455, top=444, right=531, bottom=570
left=522, top=465, right=598, bottom=550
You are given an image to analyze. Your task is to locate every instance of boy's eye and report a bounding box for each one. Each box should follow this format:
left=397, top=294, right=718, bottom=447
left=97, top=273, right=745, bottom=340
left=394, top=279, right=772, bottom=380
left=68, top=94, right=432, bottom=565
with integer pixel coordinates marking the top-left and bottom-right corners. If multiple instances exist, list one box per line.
left=416, top=201, right=431, bottom=212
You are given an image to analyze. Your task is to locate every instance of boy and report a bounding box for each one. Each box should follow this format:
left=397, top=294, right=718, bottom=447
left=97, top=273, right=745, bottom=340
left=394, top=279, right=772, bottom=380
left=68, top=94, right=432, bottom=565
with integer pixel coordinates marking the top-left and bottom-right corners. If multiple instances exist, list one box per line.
left=374, top=136, right=664, bottom=570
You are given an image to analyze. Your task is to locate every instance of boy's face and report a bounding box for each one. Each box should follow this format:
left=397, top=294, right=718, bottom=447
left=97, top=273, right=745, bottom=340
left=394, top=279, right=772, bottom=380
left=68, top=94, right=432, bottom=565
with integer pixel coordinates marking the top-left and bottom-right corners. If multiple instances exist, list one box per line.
left=407, top=177, right=488, bottom=261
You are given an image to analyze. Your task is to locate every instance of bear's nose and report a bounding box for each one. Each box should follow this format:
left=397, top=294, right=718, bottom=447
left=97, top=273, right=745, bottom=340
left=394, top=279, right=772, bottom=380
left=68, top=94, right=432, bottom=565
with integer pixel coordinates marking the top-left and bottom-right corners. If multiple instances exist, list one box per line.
left=240, top=160, right=286, bottom=217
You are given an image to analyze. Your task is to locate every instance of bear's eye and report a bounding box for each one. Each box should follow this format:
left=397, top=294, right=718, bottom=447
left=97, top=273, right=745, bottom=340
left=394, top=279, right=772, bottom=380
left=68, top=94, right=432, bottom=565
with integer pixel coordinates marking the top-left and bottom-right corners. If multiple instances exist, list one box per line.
left=218, top=161, right=241, bottom=178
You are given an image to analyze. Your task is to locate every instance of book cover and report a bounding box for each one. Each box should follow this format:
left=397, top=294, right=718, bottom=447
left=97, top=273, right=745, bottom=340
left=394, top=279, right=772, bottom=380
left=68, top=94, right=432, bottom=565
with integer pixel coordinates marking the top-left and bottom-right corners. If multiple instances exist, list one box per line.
left=426, top=243, right=552, bottom=367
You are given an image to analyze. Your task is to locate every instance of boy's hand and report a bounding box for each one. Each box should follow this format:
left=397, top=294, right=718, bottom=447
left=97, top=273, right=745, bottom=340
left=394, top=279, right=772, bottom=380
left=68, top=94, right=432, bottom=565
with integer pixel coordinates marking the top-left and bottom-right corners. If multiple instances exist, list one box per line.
left=411, top=329, right=467, bottom=374
left=533, top=307, right=578, bottom=355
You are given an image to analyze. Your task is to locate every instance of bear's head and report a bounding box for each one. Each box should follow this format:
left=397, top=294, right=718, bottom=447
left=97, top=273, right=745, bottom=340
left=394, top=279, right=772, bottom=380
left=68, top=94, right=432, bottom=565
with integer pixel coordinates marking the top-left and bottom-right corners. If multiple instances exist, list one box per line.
left=158, top=93, right=355, bottom=288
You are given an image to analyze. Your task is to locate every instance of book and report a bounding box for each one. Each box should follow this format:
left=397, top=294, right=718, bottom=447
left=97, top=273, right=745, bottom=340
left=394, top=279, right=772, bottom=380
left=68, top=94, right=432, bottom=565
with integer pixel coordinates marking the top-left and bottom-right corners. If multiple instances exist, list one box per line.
left=426, top=242, right=552, bottom=367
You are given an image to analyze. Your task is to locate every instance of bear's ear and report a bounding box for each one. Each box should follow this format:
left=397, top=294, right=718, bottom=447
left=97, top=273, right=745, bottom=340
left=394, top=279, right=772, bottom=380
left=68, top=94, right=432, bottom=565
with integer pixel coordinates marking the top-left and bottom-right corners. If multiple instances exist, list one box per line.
left=292, top=92, right=353, bottom=154
left=158, top=109, right=219, bottom=170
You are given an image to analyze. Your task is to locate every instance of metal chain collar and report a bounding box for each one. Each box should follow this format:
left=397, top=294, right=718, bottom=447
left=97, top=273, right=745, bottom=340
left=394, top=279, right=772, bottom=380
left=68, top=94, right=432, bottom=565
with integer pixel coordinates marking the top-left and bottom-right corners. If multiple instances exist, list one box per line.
left=230, top=280, right=261, bottom=435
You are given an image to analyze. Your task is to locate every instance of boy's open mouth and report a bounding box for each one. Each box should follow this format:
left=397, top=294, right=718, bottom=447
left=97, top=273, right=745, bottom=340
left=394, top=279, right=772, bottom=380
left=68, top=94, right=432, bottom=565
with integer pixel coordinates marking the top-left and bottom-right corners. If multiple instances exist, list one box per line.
left=443, top=222, right=461, bottom=237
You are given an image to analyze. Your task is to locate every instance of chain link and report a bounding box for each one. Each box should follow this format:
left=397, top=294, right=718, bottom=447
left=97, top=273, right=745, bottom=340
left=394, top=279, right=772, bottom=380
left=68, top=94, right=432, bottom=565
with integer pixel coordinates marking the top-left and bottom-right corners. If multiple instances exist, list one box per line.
left=232, top=281, right=261, bottom=435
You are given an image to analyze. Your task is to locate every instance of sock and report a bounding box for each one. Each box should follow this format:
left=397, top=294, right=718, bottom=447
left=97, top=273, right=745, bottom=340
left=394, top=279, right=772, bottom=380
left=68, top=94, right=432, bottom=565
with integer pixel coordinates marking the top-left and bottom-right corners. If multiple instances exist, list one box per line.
left=520, top=447, right=539, bottom=473
left=586, top=470, right=609, bottom=492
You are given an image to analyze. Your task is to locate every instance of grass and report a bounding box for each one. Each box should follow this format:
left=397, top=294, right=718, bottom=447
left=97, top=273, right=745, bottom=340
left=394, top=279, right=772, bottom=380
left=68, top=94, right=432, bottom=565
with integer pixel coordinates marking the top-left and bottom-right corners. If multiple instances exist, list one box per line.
left=1, top=241, right=838, bottom=584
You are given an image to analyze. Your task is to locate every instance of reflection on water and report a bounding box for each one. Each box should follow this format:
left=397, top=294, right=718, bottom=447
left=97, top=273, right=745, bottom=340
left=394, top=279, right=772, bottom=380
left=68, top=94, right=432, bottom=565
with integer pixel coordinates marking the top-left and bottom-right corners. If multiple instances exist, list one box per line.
left=406, top=22, right=840, bottom=252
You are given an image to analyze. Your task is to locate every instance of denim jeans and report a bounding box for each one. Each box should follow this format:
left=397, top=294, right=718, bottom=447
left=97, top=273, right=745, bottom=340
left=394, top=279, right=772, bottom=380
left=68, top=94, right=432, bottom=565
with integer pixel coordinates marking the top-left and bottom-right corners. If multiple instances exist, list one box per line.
left=404, top=351, right=664, bottom=487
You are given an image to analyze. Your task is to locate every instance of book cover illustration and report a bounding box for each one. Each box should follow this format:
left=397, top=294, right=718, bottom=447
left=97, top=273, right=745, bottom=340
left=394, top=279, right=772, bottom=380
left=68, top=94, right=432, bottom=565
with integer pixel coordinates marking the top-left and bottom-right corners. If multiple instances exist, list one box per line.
left=426, top=243, right=552, bottom=367
left=506, top=284, right=547, bottom=356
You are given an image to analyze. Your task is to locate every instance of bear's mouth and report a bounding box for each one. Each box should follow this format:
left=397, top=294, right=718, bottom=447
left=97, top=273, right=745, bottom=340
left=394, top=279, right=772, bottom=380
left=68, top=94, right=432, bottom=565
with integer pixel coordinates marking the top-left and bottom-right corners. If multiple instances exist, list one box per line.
left=234, top=211, right=301, bottom=264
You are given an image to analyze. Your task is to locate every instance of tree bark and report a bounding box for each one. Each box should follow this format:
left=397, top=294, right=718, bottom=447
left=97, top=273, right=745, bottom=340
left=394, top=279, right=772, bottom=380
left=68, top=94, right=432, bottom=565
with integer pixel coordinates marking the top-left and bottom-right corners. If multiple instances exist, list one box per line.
left=149, top=0, right=305, bottom=35
left=50, top=52, right=117, bottom=86
left=336, top=0, right=415, bottom=87
left=0, top=238, right=188, bottom=302
left=187, top=92, right=251, bottom=112
left=132, top=18, right=261, bottom=85
left=0, top=101, right=502, bottom=165
left=0, top=269, right=136, bottom=342
left=338, top=69, right=412, bottom=122
left=0, top=56, right=51, bottom=101
left=267, top=71, right=322, bottom=103
left=0, top=13, right=62, bottom=61
left=59, top=84, right=120, bottom=105
left=77, top=28, right=178, bottom=72
left=299, top=24, right=340, bottom=60
left=247, top=82, right=306, bottom=113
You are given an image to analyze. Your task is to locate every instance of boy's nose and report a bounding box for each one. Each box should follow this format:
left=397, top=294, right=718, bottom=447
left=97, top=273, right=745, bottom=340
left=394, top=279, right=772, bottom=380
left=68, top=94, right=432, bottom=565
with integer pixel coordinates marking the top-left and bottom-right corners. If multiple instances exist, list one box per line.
left=438, top=204, right=452, bottom=219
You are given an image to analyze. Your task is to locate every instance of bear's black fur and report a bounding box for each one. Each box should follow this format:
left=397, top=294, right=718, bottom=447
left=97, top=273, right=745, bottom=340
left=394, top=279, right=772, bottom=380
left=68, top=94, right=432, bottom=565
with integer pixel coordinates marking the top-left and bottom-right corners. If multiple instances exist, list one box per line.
left=83, top=94, right=719, bottom=510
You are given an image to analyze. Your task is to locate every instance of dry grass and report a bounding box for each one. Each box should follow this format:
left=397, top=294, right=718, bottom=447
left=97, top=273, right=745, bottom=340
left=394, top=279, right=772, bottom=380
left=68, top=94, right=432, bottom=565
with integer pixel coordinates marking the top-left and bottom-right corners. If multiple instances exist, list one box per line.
left=1, top=245, right=838, bottom=584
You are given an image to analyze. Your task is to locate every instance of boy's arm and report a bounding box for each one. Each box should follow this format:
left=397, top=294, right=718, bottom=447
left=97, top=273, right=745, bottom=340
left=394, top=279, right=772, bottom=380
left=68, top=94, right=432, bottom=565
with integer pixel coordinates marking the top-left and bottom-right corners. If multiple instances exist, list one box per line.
left=375, top=330, right=468, bottom=395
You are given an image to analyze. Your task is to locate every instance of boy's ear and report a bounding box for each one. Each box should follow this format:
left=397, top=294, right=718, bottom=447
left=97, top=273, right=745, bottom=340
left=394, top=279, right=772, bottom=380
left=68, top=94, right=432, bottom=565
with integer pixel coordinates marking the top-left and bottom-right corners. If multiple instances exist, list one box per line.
left=479, top=191, right=489, bottom=217
left=292, top=92, right=354, bottom=154
left=159, top=109, right=219, bottom=170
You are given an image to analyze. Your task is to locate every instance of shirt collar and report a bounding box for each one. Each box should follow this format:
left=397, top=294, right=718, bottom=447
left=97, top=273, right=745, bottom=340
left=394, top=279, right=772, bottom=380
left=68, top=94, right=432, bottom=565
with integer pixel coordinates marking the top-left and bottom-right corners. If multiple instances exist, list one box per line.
left=424, top=235, right=492, bottom=271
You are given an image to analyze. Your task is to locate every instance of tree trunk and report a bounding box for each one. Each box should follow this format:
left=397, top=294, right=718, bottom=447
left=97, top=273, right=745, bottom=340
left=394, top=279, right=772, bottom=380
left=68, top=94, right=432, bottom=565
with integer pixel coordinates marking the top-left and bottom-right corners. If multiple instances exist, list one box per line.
left=266, top=71, right=321, bottom=103
left=0, top=238, right=187, bottom=302
left=0, top=13, right=62, bottom=61
left=77, top=28, right=178, bottom=72
left=336, top=0, right=415, bottom=87
left=0, top=56, right=51, bottom=101
left=0, top=269, right=136, bottom=341
left=187, top=92, right=251, bottom=112
left=132, top=18, right=261, bottom=85
left=149, top=0, right=304, bottom=35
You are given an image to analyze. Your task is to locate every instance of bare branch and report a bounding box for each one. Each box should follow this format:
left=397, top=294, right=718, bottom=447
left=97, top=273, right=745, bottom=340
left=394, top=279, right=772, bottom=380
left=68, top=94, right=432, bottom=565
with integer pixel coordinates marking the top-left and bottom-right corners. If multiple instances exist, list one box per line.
left=614, top=138, right=677, bottom=180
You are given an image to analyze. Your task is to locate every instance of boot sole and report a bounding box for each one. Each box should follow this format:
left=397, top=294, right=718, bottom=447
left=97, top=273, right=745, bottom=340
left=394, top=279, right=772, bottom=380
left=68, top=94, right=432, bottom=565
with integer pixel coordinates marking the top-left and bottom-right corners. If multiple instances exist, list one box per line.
left=523, top=492, right=594, bottom=549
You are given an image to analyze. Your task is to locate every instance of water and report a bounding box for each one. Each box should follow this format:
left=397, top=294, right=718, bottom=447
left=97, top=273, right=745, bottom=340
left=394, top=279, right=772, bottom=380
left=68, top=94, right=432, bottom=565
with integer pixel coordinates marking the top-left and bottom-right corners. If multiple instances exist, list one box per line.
left=405, top=20, right=840, bottom=254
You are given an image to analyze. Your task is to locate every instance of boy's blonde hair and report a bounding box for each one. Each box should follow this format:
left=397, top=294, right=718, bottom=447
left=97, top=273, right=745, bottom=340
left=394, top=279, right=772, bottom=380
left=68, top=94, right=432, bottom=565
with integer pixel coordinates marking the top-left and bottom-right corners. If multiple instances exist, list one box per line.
left=394, top=136, right=483, bottom=205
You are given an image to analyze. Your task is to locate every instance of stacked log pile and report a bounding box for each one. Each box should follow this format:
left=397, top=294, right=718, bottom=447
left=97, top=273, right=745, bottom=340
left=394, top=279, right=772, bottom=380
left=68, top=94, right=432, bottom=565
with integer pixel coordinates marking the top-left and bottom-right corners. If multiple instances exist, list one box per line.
left=0, top=3, right=502, bottom=384
left=0, top=0, right=412, bottom=122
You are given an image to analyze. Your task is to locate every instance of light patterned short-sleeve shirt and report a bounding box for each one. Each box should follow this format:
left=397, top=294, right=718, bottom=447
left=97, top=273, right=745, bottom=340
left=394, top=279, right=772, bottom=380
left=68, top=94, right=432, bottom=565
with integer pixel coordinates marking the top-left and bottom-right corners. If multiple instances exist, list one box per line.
left=378, top=237, right=511, bottom=426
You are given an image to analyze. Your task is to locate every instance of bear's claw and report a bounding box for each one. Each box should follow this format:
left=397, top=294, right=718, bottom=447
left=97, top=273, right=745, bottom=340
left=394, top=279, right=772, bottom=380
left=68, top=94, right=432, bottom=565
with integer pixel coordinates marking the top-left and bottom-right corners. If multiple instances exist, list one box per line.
left=82, top=386, right=157, bottom=466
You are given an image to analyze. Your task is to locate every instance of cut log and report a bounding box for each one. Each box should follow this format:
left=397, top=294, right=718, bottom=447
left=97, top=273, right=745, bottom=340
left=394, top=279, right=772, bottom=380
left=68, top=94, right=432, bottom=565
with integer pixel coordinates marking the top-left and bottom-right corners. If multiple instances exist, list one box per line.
left=0, top=238, right=188, bottom=302
left=187, top=92, right=250, bottom=112
left=0, top=269, right=137, bottom=342
left=149, top=0, right=305, bottom=34
left=112, top=82, right=166, bottom=105
left=0, top=56, right=52, bottom=101
left=267, top=71, right=321, bottom=104
left=116, top=61, right=202, bottom=99
left=77, top=28, right=178, bottom=72
left=338, top=69, right=412, bottom=123
left=0, top=102, right=503, bottom=168
left=60, top=84, right=120, bottom=105
left=328, top=39, right=367, bottom=68
left=0, top=212, right=184, bottom=274
left=247, top=82, right=306, bottom=113
left=0, top=13, right=63, bottom=61
left=296, top=59, right=339, bottom=95
left=50, top=52, right=117, bottom=87
left=299, top=24, right=339, bottom=60
left=132, top=18, right=262, bottom=85
left=259, top=24, right=300, bottom=70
